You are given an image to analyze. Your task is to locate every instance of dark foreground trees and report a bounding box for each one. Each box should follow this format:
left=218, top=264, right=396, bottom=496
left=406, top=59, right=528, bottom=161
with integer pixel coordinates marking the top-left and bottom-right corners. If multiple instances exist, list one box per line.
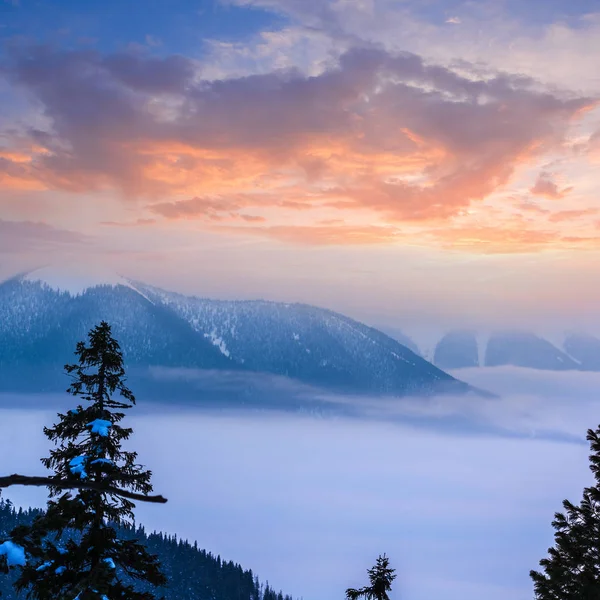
left=530, top=425, right=600, bottom=598
left=346, top=554, right=396, bottom=600
left=0, top=321, right=166, bottom=599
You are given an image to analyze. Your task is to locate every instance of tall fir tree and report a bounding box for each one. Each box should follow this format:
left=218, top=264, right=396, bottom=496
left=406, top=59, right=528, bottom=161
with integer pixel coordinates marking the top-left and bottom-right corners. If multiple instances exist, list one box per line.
left=530, top=425, right=600, bottom=598
left=7, top=321, right=166, bottom=600
left=345, top=554, right=396, bottom=600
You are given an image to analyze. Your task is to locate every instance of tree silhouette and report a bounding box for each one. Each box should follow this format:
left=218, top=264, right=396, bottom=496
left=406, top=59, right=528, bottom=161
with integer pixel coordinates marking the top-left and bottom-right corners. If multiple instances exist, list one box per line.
left=346, top=554, right=396, bottom=600
left=0, top=321, right=167, bottom=599
left=530, top=424, right=600, bottom=598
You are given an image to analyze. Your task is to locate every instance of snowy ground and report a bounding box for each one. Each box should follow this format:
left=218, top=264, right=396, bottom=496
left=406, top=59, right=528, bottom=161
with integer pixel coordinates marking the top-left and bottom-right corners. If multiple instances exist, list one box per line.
left=1, top=367, right=598, bottom=600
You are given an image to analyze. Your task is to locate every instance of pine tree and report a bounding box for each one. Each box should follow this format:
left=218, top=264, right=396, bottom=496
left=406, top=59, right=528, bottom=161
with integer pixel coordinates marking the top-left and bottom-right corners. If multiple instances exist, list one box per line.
left=345, top=554, right=396, bottom=600
left=7, top=321, right=167, bottom=600
left=530, top=425, right=600, bottom=598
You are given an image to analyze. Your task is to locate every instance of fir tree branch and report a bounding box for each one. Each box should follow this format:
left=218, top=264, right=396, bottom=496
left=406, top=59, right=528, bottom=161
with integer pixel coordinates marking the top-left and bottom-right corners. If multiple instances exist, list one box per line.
left=0, top=474, right=168, bottom=504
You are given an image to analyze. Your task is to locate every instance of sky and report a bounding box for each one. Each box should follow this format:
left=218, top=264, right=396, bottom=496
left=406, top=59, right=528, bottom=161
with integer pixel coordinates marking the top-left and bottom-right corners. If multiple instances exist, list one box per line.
left=2, top=0, right=600, bottom=331
left=1, top=366, right=599, bottom=600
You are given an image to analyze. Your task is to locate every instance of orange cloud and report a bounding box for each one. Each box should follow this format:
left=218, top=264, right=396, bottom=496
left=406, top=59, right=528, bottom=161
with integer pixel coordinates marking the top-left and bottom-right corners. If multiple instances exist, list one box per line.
left=210, top=217, right=600, bottom=253
left=547, top=208, right=598, bottom=223
left=0, top=47, right=594, bottom=211
left=0, top=43, right=596, bottom=251
left=239, top=214, right=266, bottom=222
left=517, top=201, right=551, bottom=215
left=426, top=224, right=558, bottom=253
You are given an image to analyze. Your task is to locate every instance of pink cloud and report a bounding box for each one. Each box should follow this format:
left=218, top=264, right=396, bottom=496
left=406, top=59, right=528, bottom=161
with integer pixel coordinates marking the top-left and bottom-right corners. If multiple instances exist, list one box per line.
left=219, top=224, right=403, bottom=245
left=100, top=218, right=157, bottom=227
left=530, top=172, right=573, bottom=199
left=547, top=208, right=598, bottom=223
left=0, top=219, right=88, bottom=253
left=0, top=43, right=594, bottom=229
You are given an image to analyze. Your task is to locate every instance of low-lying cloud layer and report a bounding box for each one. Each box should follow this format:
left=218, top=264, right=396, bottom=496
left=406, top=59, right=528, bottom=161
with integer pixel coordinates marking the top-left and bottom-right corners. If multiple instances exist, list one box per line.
left=0, top=367, right=599, bottom=600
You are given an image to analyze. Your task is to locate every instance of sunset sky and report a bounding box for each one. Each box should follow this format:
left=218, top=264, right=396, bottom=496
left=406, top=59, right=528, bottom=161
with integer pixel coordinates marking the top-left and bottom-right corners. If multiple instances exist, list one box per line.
left=2, top=0, right=600, bottom=333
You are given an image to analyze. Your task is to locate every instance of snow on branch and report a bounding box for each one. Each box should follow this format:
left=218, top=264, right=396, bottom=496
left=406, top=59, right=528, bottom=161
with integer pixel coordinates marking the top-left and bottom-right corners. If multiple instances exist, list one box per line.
left=0, top=474, right=168, bottom=504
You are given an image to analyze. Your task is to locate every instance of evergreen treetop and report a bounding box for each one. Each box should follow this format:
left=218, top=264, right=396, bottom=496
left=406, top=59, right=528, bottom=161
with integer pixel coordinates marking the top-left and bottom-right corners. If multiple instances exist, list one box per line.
left=530, top=425, right=600, bottom=598
left=346, top=554, right=396, bottom=600
left=4, top=321, right=166, bottom=600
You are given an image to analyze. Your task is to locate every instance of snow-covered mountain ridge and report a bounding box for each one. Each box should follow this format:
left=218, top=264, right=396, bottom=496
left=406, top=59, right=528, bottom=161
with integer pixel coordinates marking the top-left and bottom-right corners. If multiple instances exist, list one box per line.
left=0, top=268, right=473, bottom=398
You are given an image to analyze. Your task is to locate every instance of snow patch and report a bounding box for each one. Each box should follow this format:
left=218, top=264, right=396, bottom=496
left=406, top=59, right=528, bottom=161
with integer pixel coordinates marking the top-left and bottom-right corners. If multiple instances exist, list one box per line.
left=203, top=331, right=231, bottom=358
left=390, top=351, right=412, bottom=364
left=69, top=456, right=88, bottom=478
left=0, top=541, right=26, bottom=567
left=87, top=419, right=111, bottom=437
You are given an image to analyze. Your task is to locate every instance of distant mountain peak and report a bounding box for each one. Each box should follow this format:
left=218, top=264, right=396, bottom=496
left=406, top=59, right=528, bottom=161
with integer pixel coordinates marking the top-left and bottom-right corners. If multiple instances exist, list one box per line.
left=21, top=264, right=146, bottom=299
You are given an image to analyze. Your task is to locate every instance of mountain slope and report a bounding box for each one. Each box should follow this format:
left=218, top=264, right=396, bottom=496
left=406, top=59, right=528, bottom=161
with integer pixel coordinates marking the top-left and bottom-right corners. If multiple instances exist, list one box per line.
left=377, top=326, right=422, bottom=356
left=0, top=499, right=292, bottom=600
left=0, top=277, right=235, bottom=371
left=434, top=331, right=479, bottom=369
left=563, top=333, right=600, bottom=371
left=484, top=331, right=579, bottom=370
left=133, top=283, right=468, bottom=395
left=0, top=270, right=470, bottom=397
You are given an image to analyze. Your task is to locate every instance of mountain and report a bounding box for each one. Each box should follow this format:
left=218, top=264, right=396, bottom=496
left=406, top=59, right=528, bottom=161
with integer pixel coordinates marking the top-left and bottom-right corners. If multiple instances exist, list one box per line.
left=433, top=331, right=479, bottom=369
left=0, top=272, right=234, bottom=395
left=0, top=267, right=471, bottom=398
left=0, top=499, right=292, bottom=600
left=563, top=332, right=600, bottom=371
left=416, top=328, right=600, bottom=372
left=376, top=326, right=422, bottom=356
left=484, top=331, right=580, bottom=370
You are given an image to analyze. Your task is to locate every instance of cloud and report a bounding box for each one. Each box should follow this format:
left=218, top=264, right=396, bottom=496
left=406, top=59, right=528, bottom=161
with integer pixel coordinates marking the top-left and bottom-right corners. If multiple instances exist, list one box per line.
left=0, top=43, right=593, bottom=231
left=547, top=208, right=598, bottom=223
left=101, top=52, right=194, bottom=94
left=100, top=218, right=157, bottom=227
left=222, top=0, right=600, bottom=97
left=424, top=222, right=559, bottom=254
left=145, top=35, right=163, bottom=48
left=0, top=219, right=88, bottom=253
left=218, top=223, right=403, bottom=245
left=150, top=196, right=245, bottom=219
left=2, top=366, right=600, bottom=600
left=530, top=172, right=573, bottom=199
left=239, top=214, right=266, bottom=222
left=517, top=201, right=550, bottom=214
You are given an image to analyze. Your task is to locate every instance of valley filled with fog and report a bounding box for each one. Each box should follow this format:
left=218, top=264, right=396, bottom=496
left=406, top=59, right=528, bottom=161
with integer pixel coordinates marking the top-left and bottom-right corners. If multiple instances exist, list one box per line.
left=1, top=367, right=597, bottom=600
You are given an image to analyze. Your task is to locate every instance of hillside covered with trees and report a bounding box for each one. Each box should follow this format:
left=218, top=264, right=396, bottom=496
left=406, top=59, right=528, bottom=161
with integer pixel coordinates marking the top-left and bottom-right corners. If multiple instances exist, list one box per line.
left=0, top=499, right=291, bottom=600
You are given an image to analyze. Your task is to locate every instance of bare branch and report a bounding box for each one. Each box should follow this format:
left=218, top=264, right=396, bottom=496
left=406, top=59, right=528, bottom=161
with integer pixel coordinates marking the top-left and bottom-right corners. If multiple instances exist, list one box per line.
left=0, top=474, right=168, bottom=504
